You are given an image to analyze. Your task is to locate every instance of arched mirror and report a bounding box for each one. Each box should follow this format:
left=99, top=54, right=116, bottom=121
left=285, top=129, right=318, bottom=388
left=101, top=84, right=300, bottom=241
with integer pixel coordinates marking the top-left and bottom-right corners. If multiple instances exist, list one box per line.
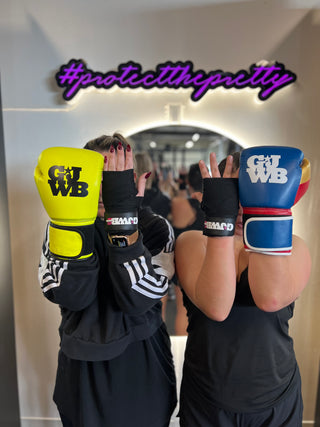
left=129, top=124, right=242, bottom=172
left=129, top=125, right=243, bottom=335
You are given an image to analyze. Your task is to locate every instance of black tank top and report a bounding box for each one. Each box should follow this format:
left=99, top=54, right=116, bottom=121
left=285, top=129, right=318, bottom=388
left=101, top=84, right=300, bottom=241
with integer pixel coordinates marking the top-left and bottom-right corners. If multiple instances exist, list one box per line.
left=181, top=268, right=299, bottom=412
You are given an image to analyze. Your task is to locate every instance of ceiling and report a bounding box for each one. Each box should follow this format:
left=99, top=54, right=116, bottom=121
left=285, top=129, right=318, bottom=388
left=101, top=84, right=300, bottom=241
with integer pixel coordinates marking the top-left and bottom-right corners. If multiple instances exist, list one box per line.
left=129, top=124, right=242, bottom=153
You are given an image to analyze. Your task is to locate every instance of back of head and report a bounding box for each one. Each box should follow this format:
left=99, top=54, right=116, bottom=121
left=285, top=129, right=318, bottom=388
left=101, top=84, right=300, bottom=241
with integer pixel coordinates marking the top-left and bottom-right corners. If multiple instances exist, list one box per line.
left=218, top=151, right=241, bottom=175
left=188, top=163, right=203, bottom=192
left=84, top=133, right=129, bottom=152
left=135, top=152, right=154, bottom=189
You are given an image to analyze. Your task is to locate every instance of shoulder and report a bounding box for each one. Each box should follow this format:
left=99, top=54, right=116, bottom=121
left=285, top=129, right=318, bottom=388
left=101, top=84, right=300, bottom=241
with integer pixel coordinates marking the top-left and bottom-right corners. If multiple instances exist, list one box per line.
left=176, top=230, right=205, bottom=255
left=171, top=196, right=189, bottom=205
left=177, top=229, right=203, bottom=241
left=171, top=197, right=198, bottom=228
left=171, top=197, right=191, bottom=211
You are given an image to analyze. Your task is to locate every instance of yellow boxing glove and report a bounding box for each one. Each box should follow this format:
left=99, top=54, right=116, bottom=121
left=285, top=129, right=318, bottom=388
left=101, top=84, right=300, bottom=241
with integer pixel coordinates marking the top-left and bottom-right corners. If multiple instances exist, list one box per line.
left=34, top=147, right=104, bottom=259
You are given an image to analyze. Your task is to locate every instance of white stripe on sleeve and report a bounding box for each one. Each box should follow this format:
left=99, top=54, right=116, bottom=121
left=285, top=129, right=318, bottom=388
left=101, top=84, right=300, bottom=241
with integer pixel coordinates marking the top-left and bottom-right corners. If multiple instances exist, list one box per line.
left=123, top=255, right=169, bottom=299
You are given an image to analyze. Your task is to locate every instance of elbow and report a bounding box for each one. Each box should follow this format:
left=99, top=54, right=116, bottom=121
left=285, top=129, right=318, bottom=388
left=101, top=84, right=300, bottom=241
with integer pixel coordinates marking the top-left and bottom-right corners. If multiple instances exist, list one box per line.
left=118, top=305, right=147, bottom=316
left=194, top=293, right=233, bottom=322
left=210, top=311, right=230, bottom=322
left=202, top=306, right=231, bottom=322
left=253, top=296, right=284, bottom=313
left=114, top=298, right=156, bottom=316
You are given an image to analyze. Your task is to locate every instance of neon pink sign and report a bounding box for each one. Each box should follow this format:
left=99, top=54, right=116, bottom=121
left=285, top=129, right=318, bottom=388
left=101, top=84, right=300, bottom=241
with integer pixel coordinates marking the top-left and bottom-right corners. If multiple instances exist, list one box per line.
left=55, top=59, right=296, bottom=102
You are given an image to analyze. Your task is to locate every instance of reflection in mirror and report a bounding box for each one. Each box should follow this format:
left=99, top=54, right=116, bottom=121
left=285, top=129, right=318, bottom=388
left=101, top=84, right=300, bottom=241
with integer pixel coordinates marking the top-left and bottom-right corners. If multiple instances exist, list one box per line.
left=129, top=125, right=242, bottom=175
left=129, top=125, right=243, bottom=336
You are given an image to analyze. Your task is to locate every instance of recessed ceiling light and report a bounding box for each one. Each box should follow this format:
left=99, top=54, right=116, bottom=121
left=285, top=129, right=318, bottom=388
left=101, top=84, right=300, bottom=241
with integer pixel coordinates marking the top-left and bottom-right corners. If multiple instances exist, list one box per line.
left=192, top=133, right=200, bottom=142
left=185, top=140, right=194, bottom=149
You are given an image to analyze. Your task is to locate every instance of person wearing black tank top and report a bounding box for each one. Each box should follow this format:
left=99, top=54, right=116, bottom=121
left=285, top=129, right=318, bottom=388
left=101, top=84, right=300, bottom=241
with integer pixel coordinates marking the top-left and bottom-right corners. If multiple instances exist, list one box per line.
left=171, top=163, right=205, bottom=335
left=175, top=149, right=311, bottom=427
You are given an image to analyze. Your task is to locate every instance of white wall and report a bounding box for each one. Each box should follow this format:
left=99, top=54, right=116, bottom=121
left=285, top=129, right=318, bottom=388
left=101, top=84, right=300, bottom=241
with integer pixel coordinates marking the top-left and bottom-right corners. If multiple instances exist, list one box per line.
left=1, top=0, right=320, bottom=424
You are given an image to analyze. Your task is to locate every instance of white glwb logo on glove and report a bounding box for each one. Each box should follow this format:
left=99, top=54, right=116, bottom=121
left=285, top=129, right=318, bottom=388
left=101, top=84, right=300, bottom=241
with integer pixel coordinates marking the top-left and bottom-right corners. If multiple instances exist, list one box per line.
left=246, top=155, right=288, bottom=184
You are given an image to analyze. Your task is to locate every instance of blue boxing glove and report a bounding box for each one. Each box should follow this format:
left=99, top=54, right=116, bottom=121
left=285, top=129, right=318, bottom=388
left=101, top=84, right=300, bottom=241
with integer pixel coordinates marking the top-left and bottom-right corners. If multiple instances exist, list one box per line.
left=239, top=146, right=310, bottom=255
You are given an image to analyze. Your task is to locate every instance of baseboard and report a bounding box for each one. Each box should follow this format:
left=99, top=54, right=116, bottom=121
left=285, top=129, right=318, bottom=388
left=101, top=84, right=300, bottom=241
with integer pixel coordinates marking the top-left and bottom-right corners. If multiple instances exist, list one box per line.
left=21, top=418, right=61, bottom=427
left=20, top=416, right=315, bottom=426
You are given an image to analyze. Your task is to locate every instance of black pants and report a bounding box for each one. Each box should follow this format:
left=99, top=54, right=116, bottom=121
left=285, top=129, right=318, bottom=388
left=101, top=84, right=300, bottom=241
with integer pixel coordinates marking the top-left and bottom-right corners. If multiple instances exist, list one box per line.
left=179, top=382, right=303, bottom=427
left=59, top=412, right=73, bottom=427
left=54, top=326, right=177, bottom=427
left=60, top=411, right=170, bottom=427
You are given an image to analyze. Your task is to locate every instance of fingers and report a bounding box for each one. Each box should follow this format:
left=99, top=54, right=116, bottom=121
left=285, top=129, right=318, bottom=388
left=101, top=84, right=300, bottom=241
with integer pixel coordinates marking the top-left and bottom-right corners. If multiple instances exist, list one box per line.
left=103, top=155, right=108, bottom=172
left=107, top=146, right=116, bottom=171
left=199, top=153, right=235, bottom=179
left=115, top=142, right=125, bottom=170
left=199, top=153, right=220, bottom=178
left=124, top=144, right=133, bottom=170
left=136, top=172, right=151, bottom=197
left=223, top=155, right=234, bottom=178
left=105, top=143, right=133, bottom=171
left=209, top=152, right=220, bottom=178
left=199, top=160, right=210, bottom=179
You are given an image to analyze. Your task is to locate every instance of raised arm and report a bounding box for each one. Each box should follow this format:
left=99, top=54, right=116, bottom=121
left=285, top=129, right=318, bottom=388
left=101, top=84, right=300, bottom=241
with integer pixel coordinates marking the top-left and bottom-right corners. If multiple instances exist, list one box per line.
left=239, top=146, right=311, bottom=311
left=38, top=224, right=100, bottom=310
left=102, top=143, right=174, bottom=315
left=34, top=147, right=104, bottom=310
left=247, top=235, right=311, bottom=311
left=175, top=153, right=239, bottom=321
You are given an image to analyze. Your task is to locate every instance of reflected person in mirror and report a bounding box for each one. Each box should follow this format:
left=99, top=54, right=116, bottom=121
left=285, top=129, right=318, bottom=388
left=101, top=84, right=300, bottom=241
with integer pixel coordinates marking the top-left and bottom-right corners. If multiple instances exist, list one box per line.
left=171, top=163, right=205, bottom=336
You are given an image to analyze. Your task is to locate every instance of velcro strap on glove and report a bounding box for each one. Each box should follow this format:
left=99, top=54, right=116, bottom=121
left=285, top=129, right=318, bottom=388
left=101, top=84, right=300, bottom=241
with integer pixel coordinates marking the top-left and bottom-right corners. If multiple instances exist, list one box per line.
left=201, top=178, right=239, bottom=237
left=102, top=169, right=138, bottom=234
left=243, top=209, right=293, bottom=255
left=49, top=222, right=94, bottom=259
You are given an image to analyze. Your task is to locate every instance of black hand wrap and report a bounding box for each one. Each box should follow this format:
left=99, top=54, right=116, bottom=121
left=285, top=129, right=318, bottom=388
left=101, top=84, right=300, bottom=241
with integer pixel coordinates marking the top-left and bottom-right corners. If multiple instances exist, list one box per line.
left=201, top=178, right=239, bottom=237
left=102, top=169, right=138, bottom=235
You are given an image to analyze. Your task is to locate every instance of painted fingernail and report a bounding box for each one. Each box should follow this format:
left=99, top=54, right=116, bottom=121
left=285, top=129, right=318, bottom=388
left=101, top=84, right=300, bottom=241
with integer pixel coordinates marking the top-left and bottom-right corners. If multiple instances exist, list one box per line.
left=145, top=172, right=152, bottom=179
left=110, top=146, right=115, bottom=153
left=117, top=142, right=122, bottom=150
left=126, top=144, right=131, bottom=152
left=104, top=156, right=107, bottom=164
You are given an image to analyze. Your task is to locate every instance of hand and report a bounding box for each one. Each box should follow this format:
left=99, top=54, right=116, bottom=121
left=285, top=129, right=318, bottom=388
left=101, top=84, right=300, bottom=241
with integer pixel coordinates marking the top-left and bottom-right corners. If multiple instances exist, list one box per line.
left=199, top=152, right=239, bottom=237
left=199, top=152, right=234, bottom=179
left=104, top=142, right=149, bottom=197
left=102, top=143, right=150, bottom=234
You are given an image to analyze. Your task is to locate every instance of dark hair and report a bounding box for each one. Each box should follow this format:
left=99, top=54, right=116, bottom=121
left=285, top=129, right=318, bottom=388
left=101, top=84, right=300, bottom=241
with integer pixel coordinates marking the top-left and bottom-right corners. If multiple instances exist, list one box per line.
left=188, top=163, right=203, bottom=192
left=218, top=151, right=241, bottom=175
left=84, top=132, right=129, bottom=152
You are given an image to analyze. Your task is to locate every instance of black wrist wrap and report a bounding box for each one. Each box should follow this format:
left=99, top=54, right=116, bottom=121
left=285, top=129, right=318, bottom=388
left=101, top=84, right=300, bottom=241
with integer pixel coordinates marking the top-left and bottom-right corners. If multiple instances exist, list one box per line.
left=102, top=169, right=138, bottom=235
left=201, top=178, right=239, bottom=237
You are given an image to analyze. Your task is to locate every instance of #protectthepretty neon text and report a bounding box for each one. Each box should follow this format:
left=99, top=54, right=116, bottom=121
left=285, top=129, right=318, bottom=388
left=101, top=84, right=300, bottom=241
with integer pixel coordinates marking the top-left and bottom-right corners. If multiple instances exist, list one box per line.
left=55, top=59, right=296, bottom=102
